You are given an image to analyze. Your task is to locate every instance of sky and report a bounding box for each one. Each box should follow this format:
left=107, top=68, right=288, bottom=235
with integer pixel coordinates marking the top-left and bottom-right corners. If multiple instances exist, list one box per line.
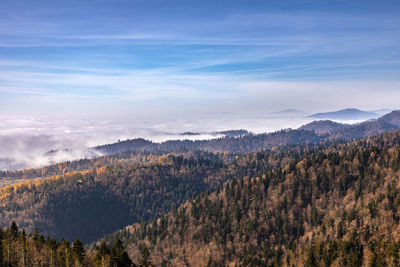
left=0, top=0, right=400, bottom=169
left=1, top=0, right=400, bottom=119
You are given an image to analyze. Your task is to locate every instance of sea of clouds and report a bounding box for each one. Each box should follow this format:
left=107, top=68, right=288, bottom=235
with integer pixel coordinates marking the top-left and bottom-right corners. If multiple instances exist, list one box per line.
left=0, top=113, right=351, bottom=171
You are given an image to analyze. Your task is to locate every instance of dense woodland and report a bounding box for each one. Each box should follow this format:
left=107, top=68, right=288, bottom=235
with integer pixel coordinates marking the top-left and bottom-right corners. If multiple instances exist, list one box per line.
left=105, top=131, right=400, bottom=266
left=1, top=113, right=400, bottom=266
left=0, top=147, right=320, bottom=243
left=0, top=221, right=154, bottom=267
left=298, top=120, right=348, bottom=134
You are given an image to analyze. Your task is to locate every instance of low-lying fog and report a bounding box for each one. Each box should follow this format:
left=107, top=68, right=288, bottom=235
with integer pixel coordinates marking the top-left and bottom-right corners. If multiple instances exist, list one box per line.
left=0, top=114, right=364, bottom=171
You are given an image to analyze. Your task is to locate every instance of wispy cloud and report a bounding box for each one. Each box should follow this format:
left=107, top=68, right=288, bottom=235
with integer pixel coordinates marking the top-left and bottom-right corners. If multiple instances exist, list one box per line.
left=0, top=0, right=399, bottom=133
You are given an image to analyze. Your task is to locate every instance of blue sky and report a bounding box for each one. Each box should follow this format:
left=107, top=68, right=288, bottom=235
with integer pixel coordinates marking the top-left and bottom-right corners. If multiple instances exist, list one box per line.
left=1, top=0, right=400, bottom=120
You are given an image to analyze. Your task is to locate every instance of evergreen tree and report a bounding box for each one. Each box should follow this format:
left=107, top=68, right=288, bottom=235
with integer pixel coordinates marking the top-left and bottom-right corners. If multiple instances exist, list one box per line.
left=10, top=220, right=19, bottom=238
left=72, top=238, right=86, bottom=266
left=111, top=239, right=132, bottom=267
left=95, top=241, right=111, bottom=267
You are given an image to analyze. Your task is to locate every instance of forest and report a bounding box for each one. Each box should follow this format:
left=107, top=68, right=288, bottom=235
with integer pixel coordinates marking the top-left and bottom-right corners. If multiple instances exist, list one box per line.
left=103, top=130, right=400, bottom=266
left=1, top=114, right=400, bottom=266
left=0, top=221, right=153, bottom=267
left=0, top=148, right=317, bottom=242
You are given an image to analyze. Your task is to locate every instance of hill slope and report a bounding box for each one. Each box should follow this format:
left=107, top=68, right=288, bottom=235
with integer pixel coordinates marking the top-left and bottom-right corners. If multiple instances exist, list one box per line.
left=298, top=120, right=348, bottom=134
left=0, top=149, right=314, bottom=243
left=105, top=131, right=400, bottom=266
left=328, top=110, right=400, bottom=141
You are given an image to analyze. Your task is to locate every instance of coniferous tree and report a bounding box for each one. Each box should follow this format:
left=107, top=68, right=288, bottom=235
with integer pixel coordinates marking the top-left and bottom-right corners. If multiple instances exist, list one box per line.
left=95, top=241, right=111, bottom=267
left=72, top=238, right=86, bottom=266
left=10, top=221, right=19, bottom=238
left=111, top=239, right=132, bottom=267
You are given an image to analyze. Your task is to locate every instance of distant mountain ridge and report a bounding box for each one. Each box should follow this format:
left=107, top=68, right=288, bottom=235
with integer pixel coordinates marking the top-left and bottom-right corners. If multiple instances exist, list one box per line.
left=327, top=110, right=400, bottom=140
left=310, top=108, right=379, bottom=120
left=95, top=110, right=400, bottom=154
left=298, top=120, right=348, bottom=134
left=379, top=110, right=400, bottom=126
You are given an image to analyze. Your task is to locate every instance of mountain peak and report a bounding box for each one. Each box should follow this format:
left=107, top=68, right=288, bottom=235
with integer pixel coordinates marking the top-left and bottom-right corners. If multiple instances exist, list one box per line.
left=298, top=120, right=348, bottom=134
left=310, top=108, right=379, bottom=120
left=379, top=110, right=400, bottom=126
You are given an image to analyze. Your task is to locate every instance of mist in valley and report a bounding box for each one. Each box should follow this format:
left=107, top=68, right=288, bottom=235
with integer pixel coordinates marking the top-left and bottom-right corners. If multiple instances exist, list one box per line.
left=0, top=112, right=322, bottom=170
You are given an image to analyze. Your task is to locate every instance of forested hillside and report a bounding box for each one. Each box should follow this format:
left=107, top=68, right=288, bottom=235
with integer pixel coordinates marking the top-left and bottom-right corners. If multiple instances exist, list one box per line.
left=104, top=131, right=400, bottom=266
left=0, top=150, right=166, bottom=180
left=0, top=148, right=316, bottom=243
left=298, top=120, right=348, bottom=134
left=0, top=221, right=149, bottom=266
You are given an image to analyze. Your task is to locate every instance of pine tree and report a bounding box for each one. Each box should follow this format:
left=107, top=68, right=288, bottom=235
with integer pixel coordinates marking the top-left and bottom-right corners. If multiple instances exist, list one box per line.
left=95, top=241, right=111, bottom=267
left=10, top=220, right=19, bottom=238
left=72, top=238, right=86, bottom=266
left=58, top=239, right=72, bottom=267
left=111, top=239, right=132, bottom=267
